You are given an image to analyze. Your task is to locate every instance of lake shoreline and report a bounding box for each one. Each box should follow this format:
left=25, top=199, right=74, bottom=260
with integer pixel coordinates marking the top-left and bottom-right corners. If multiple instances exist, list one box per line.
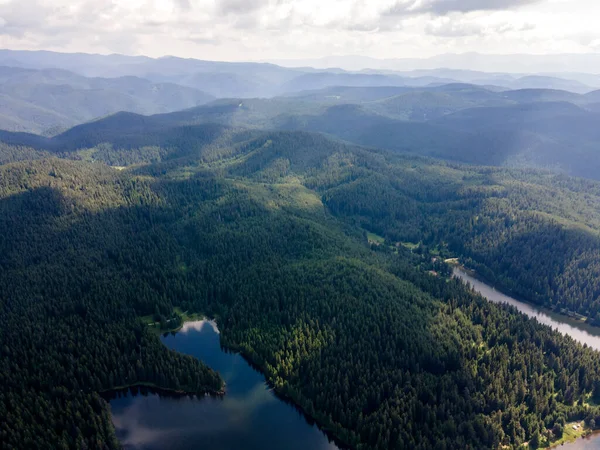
left=100, top=381, right=225, bottom=400
left=166, top=316, right=353, bottom=448
left=101, top=318, right=227, bottom=402
left=450, top=262, right=600, bottom=336
left=109, top=318, right=343, bottom=450
left=453, top=266, right=600, bottom=450
left=234, top=347, right=354, bottom=449
left=113, top=305, right=600, bottom=450
left=185, top=323, right=353, bottom=450
left=550, top=429, right=600, bottom=449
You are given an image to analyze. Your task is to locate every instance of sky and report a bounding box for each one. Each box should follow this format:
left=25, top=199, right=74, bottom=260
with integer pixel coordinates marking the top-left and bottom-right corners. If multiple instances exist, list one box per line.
left=0, top=0, right=598, bottom=62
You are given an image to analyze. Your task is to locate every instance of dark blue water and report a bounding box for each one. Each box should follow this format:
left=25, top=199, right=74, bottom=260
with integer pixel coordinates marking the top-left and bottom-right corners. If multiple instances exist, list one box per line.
left=109, top=320, right=339, bottom=450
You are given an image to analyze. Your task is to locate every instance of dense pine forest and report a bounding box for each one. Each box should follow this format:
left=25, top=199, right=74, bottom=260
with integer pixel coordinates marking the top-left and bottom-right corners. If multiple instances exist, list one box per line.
left=316, top=152, right=600, bottom=320
left=4, top=125, right=600, bottom=449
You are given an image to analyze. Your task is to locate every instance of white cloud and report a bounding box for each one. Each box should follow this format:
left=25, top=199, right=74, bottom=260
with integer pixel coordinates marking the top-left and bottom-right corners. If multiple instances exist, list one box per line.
left=425, top=16, right=483, bottom=37
left=0, top=0, right=598, bottom=60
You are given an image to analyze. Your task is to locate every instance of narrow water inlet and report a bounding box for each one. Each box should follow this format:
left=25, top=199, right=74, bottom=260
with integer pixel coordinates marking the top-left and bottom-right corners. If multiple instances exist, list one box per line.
left=109, top=320, right=339, bottom=450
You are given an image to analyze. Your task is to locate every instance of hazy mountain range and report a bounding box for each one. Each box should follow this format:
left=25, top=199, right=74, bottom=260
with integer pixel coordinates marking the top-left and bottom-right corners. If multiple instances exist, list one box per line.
left=1, top=49, right=600, bottom=180
left=1, top=49, right=599, bottom=96
left=2, top=81, right=600, bottom=181
left=272, top=52, right=600, bottom=76
left=0, top=65, right=214, bottom=135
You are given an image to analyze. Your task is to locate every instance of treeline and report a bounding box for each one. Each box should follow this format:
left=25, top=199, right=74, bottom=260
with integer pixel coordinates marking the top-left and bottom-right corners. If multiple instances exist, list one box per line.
left=0, top=142, right=51, bottom=165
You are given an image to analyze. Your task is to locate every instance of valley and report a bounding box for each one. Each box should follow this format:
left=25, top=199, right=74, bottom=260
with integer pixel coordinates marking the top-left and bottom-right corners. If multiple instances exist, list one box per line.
left=3, top=49, right=600, bottom=450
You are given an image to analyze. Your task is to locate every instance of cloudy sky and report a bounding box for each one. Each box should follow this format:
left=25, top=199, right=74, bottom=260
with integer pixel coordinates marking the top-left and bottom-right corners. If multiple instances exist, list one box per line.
left=0, top=0, right=597, bottom=61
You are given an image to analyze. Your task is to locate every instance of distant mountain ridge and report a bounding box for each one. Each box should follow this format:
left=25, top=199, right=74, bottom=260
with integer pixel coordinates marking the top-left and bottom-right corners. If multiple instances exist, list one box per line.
left=271, top=52, right=600, bottom=76
left=1, top=49, right=597, bottom=99
left=0, top=65, right=214, bottom=134
left=3, top=82, right=600, bottom=181
left=1, top=49, right=599, bottom=182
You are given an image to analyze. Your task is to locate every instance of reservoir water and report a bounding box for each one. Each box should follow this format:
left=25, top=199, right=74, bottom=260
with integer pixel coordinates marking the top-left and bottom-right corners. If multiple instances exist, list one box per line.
left=108, top=320, right=339, bottom=450
left=454, top=268, right=600, bottom=449
left=454, top=268, right=600, bottom=351
left=109, top=272, right=600, bottom=449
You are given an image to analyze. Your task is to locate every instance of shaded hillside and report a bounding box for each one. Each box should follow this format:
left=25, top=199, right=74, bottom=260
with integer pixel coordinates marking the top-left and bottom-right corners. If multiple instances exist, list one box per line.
left=501, top=88, right=585, bottom=104
left=433, top=101, right=590, bottom=130
left=363, top=90, right=510, bottom=121
left=3, top=84, right=600, bottom=180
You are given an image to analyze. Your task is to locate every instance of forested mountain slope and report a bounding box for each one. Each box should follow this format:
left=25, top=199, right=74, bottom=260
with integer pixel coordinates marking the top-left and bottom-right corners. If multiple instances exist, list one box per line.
left=312, top=151, right=600, bottom=321
left=5, top=119, right=600, bottom=321
left=2, top=83, right=595, bottom=179
left=4, top=127, right=600, bottom=449
left=273, top=98, right=600, bottom=179
left=3, top=70, right=600, bottom=180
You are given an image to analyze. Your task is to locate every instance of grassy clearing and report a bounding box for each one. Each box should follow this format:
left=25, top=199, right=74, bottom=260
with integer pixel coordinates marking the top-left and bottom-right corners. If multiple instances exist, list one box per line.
left=173, top=307, right=204, bottom=322
left=141, top=307, right=204, bottom=335
left=401, top=241, right=420, bottom=250
left=234, top=179, right=325, bottom=215
left=367, top=232, right=385, bottom=245
left=546, top=422, right=588, bottom=448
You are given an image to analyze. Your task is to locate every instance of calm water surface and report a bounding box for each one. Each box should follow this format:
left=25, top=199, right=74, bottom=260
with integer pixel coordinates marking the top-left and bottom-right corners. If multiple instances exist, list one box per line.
left=111, top=273, right=600, bottom=449
left=560, top=433, right=600, bottom=450
left=109, top=320, right=339, bottom=450
left=454, top=268, right=600, bottom=449
left=454, top=268, right=600, bottom=351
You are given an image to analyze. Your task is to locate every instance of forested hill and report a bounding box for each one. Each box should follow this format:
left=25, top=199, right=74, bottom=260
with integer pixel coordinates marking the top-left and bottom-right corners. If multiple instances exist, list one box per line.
left=4, top=82, right=600, bottom=180
left=5, top=127, right=600, bottom=449
left=4, top=123, right=600, bottom=317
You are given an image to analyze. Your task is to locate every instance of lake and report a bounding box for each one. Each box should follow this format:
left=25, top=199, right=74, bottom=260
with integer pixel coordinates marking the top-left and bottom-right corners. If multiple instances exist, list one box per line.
left=108, top=320, right=339, bottom=450
left=109, top=272, right=600, bottom=450
left=454, top=268, right=600, bottom=351
left=454, top=268, right=600, bottom=449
